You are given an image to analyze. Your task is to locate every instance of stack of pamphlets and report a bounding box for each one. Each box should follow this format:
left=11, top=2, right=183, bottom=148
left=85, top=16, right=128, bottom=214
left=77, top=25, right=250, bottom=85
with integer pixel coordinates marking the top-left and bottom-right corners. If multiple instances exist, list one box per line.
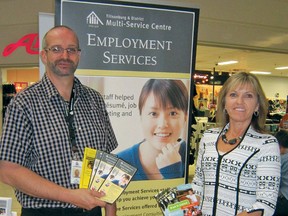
left=154, top=183, right=202, bottom=216
left=0, top=197, right=12, bottom=216
left=80, top=147, right=137, bottom=204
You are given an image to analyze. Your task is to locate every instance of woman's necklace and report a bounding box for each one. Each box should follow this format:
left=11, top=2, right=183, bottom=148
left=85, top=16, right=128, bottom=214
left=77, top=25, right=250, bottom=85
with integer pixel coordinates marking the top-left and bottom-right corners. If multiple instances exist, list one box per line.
left=221, top=129, right=242, bottom=145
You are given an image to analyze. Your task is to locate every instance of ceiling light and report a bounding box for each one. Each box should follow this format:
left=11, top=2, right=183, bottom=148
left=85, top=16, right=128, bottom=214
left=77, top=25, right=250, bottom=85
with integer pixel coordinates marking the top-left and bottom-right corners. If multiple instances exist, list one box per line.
left=250, top=71, right=271, bottom=75
left=217, top=60, right=238, bottom=66
left=275, top=66, right=288, bottom=70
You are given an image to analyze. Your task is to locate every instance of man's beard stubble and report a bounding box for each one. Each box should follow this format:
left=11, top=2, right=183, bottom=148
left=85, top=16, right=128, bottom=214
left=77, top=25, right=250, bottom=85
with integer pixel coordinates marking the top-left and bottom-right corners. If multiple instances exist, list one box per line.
left=48, top=59, right=78, bottom=77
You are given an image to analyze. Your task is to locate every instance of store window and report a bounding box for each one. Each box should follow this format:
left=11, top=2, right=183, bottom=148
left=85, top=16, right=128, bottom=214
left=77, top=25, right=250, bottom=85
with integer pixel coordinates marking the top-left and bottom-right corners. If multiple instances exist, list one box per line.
left=193, top=71, right=230, bottom=121
left=1, top=67, right=39, bottom=126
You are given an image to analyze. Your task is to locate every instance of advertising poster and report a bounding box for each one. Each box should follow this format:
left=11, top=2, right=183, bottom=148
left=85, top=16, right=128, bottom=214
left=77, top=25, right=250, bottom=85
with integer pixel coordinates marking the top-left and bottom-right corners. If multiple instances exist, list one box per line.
left=56, top=0, right=199, bottom=215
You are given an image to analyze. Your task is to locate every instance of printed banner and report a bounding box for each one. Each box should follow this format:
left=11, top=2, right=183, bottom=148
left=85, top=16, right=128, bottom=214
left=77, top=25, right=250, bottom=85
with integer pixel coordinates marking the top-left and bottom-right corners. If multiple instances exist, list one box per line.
left=57, top=0, right=199, bottom=215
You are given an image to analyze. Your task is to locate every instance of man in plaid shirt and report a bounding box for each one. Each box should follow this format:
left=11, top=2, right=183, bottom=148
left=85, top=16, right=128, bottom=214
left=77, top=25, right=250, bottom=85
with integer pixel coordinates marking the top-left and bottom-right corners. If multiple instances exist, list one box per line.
left=0, top=25, right=118, bottom=216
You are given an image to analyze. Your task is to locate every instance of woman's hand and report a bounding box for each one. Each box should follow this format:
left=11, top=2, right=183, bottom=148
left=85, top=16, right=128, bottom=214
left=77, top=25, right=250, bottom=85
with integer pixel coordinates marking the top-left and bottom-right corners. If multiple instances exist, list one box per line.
left=155, top=143, right=181, bottom=169
left=237, top=210, right=262, bottom=216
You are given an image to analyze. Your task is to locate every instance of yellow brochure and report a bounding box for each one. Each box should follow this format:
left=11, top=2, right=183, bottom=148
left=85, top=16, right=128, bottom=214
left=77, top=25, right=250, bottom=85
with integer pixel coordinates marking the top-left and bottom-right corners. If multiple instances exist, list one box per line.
left=79, top=147, right=96, bottom=189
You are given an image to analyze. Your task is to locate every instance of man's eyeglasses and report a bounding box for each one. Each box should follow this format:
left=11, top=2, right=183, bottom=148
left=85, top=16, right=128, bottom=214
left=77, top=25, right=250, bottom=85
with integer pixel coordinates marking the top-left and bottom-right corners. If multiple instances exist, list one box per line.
left=45, top=46, right=81, bottom=55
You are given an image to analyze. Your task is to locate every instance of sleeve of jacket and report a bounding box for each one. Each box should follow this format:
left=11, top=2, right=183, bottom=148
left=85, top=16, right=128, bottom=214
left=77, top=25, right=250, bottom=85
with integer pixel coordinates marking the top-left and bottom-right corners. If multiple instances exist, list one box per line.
left=246, top=136, right=281, bottom=216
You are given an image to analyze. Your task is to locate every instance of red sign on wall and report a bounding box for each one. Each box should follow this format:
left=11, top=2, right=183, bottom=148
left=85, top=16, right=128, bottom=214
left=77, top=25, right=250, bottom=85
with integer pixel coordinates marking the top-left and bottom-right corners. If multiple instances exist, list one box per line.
left=2, top=33, right=39, bottom=57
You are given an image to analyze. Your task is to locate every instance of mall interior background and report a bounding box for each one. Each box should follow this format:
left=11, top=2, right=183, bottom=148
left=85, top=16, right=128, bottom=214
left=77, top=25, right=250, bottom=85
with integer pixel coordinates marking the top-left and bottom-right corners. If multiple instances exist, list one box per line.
left=0, top=0, right=288, bottom=214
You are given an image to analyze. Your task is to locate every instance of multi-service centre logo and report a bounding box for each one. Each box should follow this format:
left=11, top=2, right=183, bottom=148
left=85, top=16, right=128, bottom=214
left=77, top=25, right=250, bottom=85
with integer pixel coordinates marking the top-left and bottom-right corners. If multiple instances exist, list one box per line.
left=87, top=11, right=104, bottom=27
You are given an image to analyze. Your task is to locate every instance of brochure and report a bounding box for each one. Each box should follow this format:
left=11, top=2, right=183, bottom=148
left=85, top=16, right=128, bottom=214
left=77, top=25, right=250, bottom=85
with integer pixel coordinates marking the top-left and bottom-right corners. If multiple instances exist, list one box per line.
left=88, top=150, right=104, bottom=188
left=98, top=158, right=137, bottom=204
left=89, top=152, right=119, bottom=191
left=79, top=147, right=96, bottom=189
left=154, top=183, right=201, bottom=216
left=0, top=197, right=12, bottom=216
left=79, top=148, right=137, bottom=204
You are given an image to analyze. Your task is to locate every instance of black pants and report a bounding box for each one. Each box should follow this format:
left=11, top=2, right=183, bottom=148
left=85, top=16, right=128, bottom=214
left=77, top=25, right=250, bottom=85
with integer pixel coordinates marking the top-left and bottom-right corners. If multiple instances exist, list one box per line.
left=21, top=207, right=102, bottom=216
left=273, top=196, right=288, bottom=216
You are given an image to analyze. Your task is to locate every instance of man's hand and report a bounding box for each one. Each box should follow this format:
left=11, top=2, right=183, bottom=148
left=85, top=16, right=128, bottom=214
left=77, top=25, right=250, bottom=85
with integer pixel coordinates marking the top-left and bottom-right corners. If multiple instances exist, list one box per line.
left=66, top=189, right=106, bottom=210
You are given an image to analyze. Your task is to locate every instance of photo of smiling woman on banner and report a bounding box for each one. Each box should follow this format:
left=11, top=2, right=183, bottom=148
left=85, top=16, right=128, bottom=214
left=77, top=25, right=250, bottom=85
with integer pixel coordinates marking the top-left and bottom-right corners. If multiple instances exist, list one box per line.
left=117, top=79, right=189, bottom=180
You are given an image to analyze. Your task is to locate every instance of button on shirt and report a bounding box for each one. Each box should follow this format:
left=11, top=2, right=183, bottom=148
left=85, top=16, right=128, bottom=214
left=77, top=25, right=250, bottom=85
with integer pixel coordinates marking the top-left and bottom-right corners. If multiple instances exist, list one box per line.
left=0, top=74, right=118, bottom=208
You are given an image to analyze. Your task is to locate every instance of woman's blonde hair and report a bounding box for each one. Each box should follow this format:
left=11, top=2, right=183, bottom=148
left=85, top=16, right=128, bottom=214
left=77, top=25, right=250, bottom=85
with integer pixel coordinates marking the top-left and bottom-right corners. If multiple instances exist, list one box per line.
left=216, top=72, right=268, bottom=132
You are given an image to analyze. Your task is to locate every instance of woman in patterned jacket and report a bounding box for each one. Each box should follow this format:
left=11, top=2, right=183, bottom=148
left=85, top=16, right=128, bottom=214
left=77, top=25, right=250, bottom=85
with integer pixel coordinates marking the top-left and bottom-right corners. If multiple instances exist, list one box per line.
left=191, top=72, right=281, bottom=216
